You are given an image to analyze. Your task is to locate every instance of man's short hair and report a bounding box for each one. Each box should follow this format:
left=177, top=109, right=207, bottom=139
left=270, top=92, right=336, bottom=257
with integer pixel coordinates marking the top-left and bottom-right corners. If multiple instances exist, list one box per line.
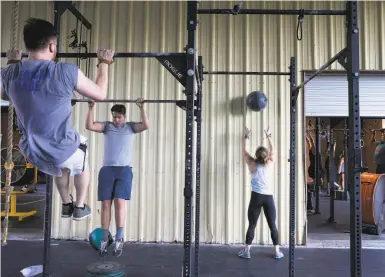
left=111, top=104, right=126, bottom=116
left=23, top=18, right=58, bottom=51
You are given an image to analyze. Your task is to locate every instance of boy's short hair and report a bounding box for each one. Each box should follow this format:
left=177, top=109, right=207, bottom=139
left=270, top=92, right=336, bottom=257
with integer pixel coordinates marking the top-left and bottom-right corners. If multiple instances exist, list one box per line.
left=111, top=104, right=126, bottom=116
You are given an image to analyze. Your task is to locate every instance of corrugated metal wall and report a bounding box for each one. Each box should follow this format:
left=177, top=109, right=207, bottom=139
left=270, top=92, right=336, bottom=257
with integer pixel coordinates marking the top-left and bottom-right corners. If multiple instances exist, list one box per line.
left=2, top=1, right=384, bottom=245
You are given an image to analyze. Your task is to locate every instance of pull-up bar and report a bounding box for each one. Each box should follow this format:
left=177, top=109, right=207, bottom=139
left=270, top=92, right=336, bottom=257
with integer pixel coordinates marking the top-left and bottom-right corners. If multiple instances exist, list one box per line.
left=197, top=9, right=346, bottom=16
left=71, top=99, right=181, bottom=104
left=203, top=71, right=290, bottom=76
left=0, top=52, right=185, bottom=59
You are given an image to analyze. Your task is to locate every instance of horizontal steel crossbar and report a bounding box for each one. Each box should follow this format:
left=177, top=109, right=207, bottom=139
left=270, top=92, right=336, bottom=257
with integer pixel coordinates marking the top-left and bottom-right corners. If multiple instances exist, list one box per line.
left=72, top=99, right=181, bottom=103
left=197, top=9, right=346, bottom=15
left=203, top=71, right=290, bottom=76
left=1, top=52, right=185, bottom=59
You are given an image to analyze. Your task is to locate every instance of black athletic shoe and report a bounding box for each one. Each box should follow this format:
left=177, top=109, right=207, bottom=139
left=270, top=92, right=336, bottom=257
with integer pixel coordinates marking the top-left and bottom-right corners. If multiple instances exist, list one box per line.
left=61, top=195, right=74, bottom=218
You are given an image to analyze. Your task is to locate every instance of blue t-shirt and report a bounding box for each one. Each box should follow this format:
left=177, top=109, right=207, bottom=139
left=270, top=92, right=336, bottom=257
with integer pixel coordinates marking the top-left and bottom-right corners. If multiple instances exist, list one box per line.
left=1, top=60, right=80, bottom=167
left=101, top=121, right=138, bottom=167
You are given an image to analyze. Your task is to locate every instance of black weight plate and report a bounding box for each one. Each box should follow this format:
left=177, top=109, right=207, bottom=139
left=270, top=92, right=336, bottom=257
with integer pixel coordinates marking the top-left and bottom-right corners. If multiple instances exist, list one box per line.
left=86, top=261, right=125, bottom=276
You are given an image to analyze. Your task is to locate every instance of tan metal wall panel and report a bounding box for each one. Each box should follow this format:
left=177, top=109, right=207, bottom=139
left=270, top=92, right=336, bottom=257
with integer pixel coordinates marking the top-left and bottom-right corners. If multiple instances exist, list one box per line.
left=1, top=1, right=384, bottom=245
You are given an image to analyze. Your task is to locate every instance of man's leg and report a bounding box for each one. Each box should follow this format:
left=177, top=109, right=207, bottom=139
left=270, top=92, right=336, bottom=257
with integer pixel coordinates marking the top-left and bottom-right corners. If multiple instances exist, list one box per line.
left=70, top=147, right=91, bottom=221
left=55, top=169, right=74, bottom=218
left=57, top=137, right=92, bottom=220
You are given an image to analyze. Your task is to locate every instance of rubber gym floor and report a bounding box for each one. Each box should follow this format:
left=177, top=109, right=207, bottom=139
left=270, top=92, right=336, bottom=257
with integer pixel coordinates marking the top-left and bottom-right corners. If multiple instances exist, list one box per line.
left=1, top=239, right=385, bottom=277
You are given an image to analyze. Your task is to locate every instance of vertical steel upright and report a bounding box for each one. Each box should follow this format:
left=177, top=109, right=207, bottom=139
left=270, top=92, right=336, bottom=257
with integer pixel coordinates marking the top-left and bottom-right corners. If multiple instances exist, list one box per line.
left=344, top=119, right=349, bottom=198
left=346, top=1, right=362, bottom=277
left=42, top=3, right=62, bottom=276
left=194, top=56, right=203, bottom=277
left=315, top=118, right=321, bottom=214
left=328, top=120, right=335, bottom=223
left=184, top=2, right=197, bottom=277
left=289, top=57, right=296, bottom=277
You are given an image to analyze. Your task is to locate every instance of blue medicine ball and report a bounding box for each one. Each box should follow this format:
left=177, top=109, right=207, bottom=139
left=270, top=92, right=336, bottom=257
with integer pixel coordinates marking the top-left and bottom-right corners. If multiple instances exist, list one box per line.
left=89, top=228, right=114, bottom=251
left=246, top=91, right=268, bottom=112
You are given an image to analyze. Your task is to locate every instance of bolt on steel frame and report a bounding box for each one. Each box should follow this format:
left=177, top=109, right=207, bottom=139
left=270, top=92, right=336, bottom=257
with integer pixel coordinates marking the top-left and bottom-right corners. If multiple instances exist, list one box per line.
left=1, top=1, right=361, bottom=277
left=197, top=2, right=361, bottom=277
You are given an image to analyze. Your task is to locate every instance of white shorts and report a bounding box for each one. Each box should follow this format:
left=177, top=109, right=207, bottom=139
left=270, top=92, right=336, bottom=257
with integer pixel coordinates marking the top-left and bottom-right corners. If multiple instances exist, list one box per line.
left=39, top=135, right=89, bottom=177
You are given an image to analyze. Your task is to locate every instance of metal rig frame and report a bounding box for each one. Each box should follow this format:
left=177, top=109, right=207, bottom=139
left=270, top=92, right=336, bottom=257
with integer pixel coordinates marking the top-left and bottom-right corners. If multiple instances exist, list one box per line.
left=1, top=1, right=361, bottom=277
left=197, top=2, right=361, bottom=277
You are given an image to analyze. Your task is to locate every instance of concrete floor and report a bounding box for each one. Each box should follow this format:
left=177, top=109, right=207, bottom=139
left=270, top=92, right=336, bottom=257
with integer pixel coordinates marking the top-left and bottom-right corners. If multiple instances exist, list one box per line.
left=2, top=240, right=385, bottom=277
left=2, top=185, right=385, bottom=276
left=306, top=190, right=385, bottom=248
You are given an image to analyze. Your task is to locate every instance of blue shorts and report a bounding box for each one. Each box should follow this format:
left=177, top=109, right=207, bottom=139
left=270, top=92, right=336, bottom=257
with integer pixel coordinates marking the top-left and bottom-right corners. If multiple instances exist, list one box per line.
left=98, top=166, right=133, bottom=201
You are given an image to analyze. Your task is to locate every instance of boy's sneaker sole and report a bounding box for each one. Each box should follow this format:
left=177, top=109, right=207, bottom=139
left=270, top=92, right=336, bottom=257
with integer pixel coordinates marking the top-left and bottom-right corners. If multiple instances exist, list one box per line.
left=72, top=213, right=91, bottom=221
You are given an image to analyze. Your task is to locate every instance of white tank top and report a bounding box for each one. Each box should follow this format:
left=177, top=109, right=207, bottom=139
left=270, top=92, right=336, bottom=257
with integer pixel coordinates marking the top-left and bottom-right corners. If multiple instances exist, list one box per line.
left=250, top=163, right=272, bottom=195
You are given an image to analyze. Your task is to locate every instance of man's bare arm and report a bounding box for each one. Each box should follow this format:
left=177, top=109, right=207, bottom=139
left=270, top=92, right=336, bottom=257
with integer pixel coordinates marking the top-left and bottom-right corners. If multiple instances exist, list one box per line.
left=133, top=99, right=150, bottom=133
left=1, top=88, right=9, bottom=101
left=1, top=48, right=22, bottom=101
left=75, top=49, right=115, bottom=101
left=85, top=102, right=104, bottom=133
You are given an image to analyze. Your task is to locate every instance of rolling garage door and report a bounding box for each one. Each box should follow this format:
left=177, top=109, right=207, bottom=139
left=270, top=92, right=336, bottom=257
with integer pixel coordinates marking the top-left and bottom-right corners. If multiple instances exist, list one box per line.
left=304, top=73, right=385, bottom=118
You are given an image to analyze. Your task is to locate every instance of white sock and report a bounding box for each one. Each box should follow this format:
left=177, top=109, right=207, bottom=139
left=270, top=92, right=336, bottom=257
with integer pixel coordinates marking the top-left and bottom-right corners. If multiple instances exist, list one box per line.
left=274, top=245, right=280, bottom=254
left=244, top=244, right=251, bottom=253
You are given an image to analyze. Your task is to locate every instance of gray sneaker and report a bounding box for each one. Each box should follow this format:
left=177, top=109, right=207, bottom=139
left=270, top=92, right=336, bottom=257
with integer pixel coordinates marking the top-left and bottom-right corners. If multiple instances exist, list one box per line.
left=113, top=239, right=124, bottom=257
left=99, top=239, right=109, bottom=258
left=72, top=204, right=91, bottom=221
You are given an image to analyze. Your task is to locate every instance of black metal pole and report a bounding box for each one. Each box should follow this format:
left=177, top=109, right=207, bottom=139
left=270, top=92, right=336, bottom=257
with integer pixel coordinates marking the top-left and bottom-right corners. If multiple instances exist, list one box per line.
left=203, top=71, right=290, bottom=76
left=42, top=3, right=63, bottom=276
left=314, top=118, right=321, bottom=214
left=344, top=120, right=349, bottom=200
left=1, top=52, right=185, bottom=59
left=346, top=1, right=362, bottom=277
left=328, top=120, right=336, bottom=223
left=194, top=56, right=203, bottom=277
left=294, top=48, right=346, bottom=95
left=197, top=9, right=346, bottom=15
left=42, top=175, right=53, bottom=277
left=289, top=57, right=296, bottom=277
left=183, top=2, right=197, bottom=277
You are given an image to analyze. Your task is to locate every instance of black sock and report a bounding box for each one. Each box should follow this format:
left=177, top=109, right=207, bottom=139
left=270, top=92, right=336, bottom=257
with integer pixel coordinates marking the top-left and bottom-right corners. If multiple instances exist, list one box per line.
left=63, top=202, right=72, bottom=206
left=75, top=205, right=85, bottom=209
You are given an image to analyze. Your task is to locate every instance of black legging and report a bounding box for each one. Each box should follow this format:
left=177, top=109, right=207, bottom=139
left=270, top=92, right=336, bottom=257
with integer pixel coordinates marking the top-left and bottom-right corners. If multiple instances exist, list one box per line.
left=245, top=192, right=279, bottom=246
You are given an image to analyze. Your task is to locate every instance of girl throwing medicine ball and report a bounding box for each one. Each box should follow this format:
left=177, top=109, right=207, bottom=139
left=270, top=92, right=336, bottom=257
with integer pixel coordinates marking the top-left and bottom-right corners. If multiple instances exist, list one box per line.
left=237, top=127, right=284, bottom=260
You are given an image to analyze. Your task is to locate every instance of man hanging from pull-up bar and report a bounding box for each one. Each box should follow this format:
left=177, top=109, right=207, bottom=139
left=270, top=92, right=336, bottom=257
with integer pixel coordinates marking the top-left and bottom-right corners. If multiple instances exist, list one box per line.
left=86, top=100, right=149, bottom=257
left=0, top=18, right=115, bottom=221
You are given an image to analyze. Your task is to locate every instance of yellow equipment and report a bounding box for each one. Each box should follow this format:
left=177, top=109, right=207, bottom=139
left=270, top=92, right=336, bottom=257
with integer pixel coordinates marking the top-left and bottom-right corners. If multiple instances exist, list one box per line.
left=1, top=147, right=38, bottom=221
